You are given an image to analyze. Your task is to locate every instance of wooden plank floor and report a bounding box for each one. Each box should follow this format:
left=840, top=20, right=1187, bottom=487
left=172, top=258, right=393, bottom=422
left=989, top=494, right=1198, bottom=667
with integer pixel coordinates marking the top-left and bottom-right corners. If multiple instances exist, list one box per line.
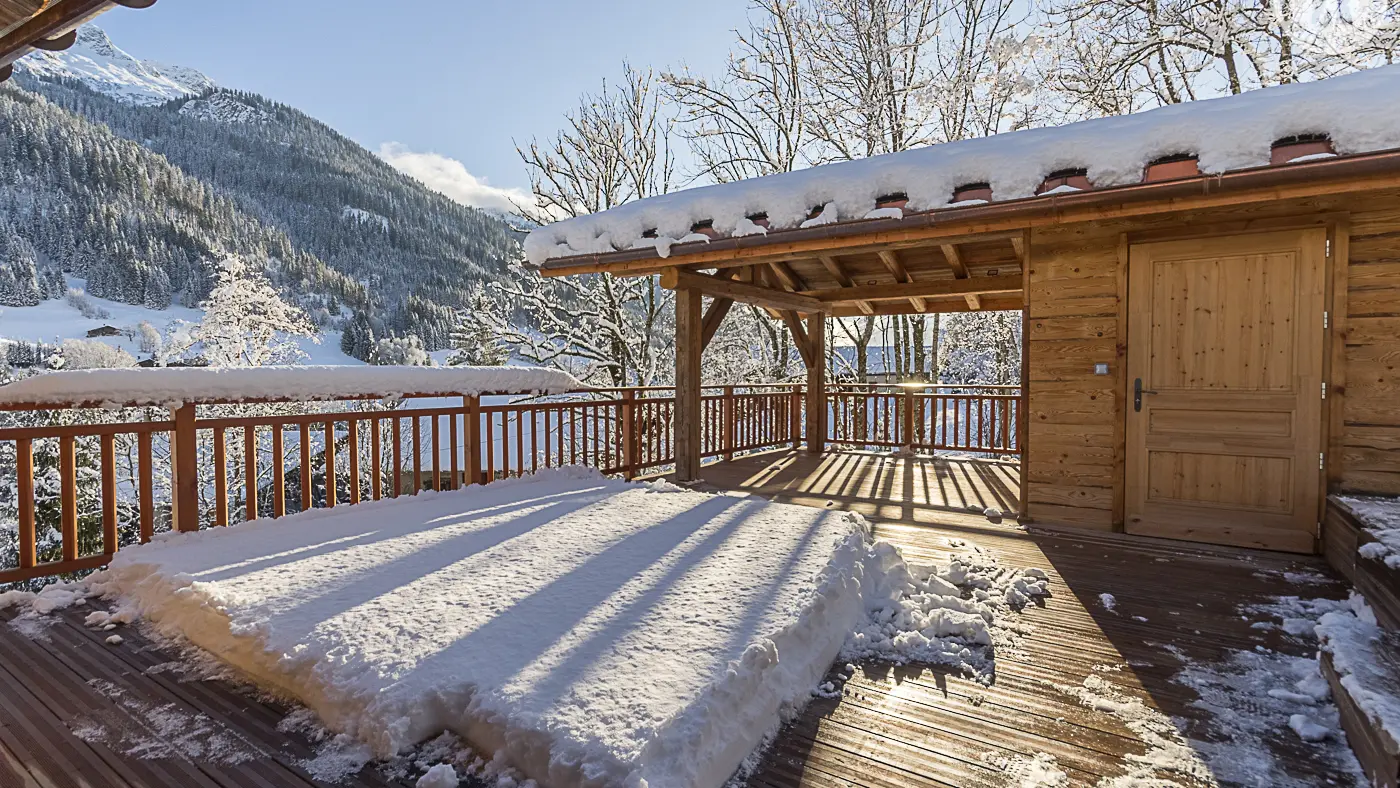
left=0, top=604, right=416, bottom=788
left=697, top=451, right=1351, bottom=788
left=0, top=449, right=1347, bottom=788
left=703, top=449, right=1023, bottom=520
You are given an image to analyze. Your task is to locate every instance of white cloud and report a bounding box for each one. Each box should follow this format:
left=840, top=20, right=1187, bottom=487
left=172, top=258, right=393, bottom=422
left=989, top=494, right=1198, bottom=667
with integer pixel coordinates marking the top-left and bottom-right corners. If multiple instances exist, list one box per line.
left=376, top=142, right=532, bottom=215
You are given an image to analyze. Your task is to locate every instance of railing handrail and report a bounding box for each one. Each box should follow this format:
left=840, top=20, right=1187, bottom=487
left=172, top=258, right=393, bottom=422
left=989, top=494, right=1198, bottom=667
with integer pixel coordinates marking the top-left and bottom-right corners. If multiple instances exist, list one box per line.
left=0, top=379, right=1020, bottom=586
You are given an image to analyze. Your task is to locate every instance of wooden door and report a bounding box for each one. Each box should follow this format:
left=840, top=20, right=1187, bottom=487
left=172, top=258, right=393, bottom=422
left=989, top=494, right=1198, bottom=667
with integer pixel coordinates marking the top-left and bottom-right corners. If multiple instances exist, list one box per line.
left=1125, top=229, right=1327, bottom=553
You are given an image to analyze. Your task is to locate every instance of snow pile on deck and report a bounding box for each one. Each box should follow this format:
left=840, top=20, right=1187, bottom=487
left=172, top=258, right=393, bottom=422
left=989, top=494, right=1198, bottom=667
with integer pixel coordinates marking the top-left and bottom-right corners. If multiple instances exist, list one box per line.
left=72, top=469, right=1045, bottom=788
left=526, top=65, right=1400, bottom=265
left=1318, top=594, right=1400, bottom=749
left=1337, top=495, right=1400, bottom=570
left=0, top=365, right=582, bottom=407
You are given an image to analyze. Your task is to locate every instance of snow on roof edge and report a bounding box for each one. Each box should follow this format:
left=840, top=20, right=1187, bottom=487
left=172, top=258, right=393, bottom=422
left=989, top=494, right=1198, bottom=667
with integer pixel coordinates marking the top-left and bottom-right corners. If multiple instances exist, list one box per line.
left=0, top=366, right=584, bottom=408
left=526, top=66, right=1400, bottom=266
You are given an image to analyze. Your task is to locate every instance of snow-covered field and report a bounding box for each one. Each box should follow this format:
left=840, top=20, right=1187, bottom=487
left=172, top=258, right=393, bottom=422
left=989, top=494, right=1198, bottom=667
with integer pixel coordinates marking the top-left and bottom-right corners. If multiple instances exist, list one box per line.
left=6, top=469, right=1046, bottom=787
left=0, top=277, right=361, bottom=367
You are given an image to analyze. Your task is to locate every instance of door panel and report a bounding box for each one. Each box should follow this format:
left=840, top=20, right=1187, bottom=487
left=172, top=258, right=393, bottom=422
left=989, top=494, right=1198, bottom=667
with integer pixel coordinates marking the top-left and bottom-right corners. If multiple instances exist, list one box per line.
left=1125, top=229, right=1326, bottom=553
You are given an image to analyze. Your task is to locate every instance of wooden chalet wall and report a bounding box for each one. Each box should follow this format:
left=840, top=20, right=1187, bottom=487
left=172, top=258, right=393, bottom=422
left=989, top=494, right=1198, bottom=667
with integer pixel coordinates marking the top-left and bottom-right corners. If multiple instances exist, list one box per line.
left=1025, top=189, right=1400, bottom=534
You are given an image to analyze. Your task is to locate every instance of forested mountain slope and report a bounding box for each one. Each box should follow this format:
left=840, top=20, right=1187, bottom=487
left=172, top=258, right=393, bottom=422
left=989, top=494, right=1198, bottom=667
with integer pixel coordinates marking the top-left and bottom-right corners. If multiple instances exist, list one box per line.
left=2, top=27, right=521, bottom=358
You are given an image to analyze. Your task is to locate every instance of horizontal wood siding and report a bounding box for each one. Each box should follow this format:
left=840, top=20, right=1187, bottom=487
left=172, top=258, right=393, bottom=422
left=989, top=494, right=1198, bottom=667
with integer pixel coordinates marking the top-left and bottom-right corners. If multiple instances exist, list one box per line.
left=1024, top=188, right=1400, bottom=533
left=1342, top=204, right=1400, bottom=494
left=1026, top=225, right=1121, bottom=530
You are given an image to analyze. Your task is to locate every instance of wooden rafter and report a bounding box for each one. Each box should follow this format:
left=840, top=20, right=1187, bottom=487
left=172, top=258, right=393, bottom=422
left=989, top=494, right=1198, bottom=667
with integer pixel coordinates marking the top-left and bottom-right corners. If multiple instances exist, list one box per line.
left=816, top=254, right=874, bottom=315
left=802, top=274, right=1022, bottom=304
left=659, top=268, right=830, bottom=313
left=767, top=261, right=806, bottom=291
left=877, top=250, right=927, bottom=312
left=828, top=293, right=1024, bottom=317
left=940, top=243, right=981, bottom=310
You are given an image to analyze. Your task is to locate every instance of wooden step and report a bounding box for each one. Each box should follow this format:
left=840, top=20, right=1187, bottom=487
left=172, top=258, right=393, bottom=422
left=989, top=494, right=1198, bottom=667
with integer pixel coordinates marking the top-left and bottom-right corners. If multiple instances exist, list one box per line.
left=1324, top=498, right=1400, bottom=630
left=1321, top=623, right=1400, bottom=788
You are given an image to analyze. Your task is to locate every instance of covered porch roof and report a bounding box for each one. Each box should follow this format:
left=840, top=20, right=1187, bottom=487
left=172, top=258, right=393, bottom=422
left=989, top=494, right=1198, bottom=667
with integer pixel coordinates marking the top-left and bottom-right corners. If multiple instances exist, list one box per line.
left=530, top=66, right=1400, bottom=317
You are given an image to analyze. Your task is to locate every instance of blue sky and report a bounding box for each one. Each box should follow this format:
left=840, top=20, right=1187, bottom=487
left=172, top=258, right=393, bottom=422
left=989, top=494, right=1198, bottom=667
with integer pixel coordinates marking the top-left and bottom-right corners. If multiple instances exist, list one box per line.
left=98, top=0, right=751, bottom=207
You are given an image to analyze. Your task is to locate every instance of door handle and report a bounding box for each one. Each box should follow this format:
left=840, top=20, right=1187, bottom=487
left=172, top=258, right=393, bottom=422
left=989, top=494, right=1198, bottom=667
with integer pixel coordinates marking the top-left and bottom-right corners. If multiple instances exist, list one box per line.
left=1133, top=378, right=1158, bottom=412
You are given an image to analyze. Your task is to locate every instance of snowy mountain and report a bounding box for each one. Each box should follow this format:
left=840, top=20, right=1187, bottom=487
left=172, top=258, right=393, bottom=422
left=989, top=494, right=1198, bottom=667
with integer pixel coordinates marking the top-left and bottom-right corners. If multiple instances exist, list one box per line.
left=2, top=26, right=522, bottom=363
left=14, top=26, right=215, bottom=105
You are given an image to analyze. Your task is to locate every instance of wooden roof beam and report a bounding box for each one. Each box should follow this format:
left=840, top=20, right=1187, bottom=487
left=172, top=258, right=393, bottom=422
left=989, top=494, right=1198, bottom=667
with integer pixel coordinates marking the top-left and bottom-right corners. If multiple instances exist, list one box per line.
left=939, top=243, right=981, bottom=310
left=660, top=267, right=830, bottom=314
left=779, top=311, right=815, bottom=367
left=816, top=254, right=874, bottom=315
left=877, top=249, right=926, bottom=312
left=802, top=273, right=1023, bottom=304
left=829, top=292, right=1024, bottom=317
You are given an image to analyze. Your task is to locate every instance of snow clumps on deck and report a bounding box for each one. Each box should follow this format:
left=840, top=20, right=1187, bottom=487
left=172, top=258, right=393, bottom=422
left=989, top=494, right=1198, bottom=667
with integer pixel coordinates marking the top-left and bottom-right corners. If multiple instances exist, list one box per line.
left=1318, top=594, right=1400, bottom=749
left=526, top=65, right=1400, bottom=265
left=67, top=468, right=1044, bottom=788
left=0, top=365, right=582, bottom=407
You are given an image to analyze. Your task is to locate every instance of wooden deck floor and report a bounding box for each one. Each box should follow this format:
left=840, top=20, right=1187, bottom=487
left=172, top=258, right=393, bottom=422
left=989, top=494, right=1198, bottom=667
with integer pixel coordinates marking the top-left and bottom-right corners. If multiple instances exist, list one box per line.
left=0, top=450, right=1349, bottom=788
left=703, top=449, right=1023, bottom=520
left=697, top=451, right=1349, bottom=788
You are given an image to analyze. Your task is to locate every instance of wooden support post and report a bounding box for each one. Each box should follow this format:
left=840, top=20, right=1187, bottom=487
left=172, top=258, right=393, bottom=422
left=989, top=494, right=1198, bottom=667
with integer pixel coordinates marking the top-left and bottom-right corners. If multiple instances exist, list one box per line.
left=805, top=313, right=826, bottom=454
left=675, top=286, right=704, bottom=480
left=299, top=422, right=312, bottom=510
left=464, top=396, right=482, bottom=485
left=621, top=390, right=637, bottom=480
left=173, top=404, right=199, bottom=532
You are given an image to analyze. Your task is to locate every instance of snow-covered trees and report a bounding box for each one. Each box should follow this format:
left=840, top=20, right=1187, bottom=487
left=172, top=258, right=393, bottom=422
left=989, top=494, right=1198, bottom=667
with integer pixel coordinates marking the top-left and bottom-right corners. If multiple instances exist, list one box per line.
left=371, top=336, right=431, bottom=367
left=194, top=257, right=317, bottom=367
left=447, top=288, right=509, bottom=367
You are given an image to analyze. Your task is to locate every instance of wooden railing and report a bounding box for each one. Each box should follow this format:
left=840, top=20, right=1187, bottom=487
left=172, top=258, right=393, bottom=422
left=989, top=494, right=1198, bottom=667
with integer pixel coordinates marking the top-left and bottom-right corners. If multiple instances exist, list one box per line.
left=827, top=383, right=1021, bottom=455
left=0, top=381, right=1018, bottom=586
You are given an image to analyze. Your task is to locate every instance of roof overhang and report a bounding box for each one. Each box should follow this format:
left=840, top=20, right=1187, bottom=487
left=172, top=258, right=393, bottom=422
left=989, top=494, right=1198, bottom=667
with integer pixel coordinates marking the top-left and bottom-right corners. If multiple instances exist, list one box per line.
left=0, top=0, right=154, bottom=81
left=538, top=148, right=1400, bottom=280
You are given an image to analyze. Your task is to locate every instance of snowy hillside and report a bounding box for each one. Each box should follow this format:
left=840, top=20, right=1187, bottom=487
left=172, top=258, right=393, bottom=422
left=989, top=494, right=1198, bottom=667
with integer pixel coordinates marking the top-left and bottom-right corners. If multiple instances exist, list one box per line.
left=5, top=25, right=522, bottom=363
left=14, top=26, right=214, bottom=105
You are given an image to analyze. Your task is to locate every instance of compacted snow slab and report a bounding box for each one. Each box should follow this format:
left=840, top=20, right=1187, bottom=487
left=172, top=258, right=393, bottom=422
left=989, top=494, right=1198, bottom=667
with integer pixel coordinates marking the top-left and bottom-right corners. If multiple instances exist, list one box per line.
left=88, top=469, right=879, bottom=788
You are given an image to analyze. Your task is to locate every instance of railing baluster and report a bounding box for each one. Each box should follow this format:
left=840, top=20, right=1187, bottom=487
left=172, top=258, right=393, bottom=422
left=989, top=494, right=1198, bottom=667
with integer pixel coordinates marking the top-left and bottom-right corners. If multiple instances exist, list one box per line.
left=138, top=432, right=154, bottom=543
left=60, top=435, right=77, bottom=562
left=370, top=417, right=382, bottom=499
left=101, top=434, right=117, bottom=554
left=213, top=426, right=228, bottom=527
left=273, top=425, right=286, bottom=517
left=16, top=437, right=35, bottom=568
left=449, top=410, right=459, bottom=490
left=348, top=419, right=361, bottom=504
left=431, top=413, right=442, bottom=491
left=245, top=425, right=259, bottom=520
left=412, top=416, right=422, bottom=494
left=517, top=406, right=526, bottom=477
left=324, top=421, right=337, bottom=507
left=300, top=422, right=312, bottom=511
left=392, top=417, right=403, bottom=497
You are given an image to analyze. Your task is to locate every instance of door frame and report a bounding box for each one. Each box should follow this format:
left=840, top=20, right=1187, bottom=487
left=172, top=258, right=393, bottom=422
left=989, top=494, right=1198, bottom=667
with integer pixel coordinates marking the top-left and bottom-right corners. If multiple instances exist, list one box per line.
left=1114, top=214, right=1349, bottom=549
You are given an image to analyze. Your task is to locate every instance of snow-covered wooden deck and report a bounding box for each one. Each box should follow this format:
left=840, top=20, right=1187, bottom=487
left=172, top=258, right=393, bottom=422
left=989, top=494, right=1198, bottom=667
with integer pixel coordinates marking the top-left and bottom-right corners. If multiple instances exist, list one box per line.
left=0, top=456, right=1352, bottom=788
